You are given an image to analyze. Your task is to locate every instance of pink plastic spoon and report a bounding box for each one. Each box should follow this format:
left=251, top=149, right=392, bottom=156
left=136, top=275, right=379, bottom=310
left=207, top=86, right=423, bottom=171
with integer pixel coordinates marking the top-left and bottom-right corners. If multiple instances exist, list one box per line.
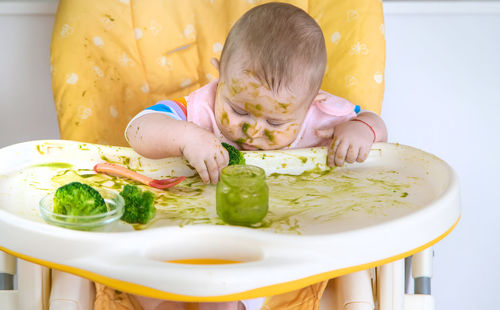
left=94, top=163, right=185, bottom=189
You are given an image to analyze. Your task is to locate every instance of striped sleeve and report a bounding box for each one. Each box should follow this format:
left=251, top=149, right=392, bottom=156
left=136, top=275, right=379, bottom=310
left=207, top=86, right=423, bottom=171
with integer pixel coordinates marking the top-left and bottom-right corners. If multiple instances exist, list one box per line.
left=125, top=98, right=188, bottom=142
left=129, top=98, right=187, bottom=124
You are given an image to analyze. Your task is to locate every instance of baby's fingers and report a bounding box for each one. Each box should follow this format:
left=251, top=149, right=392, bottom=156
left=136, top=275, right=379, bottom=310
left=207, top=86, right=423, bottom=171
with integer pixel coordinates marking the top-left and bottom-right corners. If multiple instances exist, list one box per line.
left=356, top=146, right=370, bottom=163
left=345, top=145, right=360, bottom=164
left=217, top=147, right=229, bottom=168
left=327, top=138, right=338, bottom=167
left=334, top=141, right=350, bottom=166
left=205, top=158, right=220, bottom=184
left=190, top=159, right=210, bottom=184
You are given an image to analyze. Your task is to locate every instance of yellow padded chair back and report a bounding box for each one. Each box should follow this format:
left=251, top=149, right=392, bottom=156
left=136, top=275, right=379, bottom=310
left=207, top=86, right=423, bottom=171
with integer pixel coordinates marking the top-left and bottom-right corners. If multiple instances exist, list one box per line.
left=51, top=0, right=385, bottom=146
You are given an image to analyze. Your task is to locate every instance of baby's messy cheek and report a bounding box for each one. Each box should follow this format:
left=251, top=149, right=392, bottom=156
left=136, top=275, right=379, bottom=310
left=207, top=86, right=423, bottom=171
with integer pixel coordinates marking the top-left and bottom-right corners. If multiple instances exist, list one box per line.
left=282, top=123, right=299, bottom=133
left=264, top=129, right=275, bottom=143
left=224, top=121, right=240, bottom=137
left=216, top=107, right=238, bottom=139
left=262, top=125, right=298, bottom=146
left=220, top=109, right=230, bottom=126
left=276, top=124, right=300, bottom=143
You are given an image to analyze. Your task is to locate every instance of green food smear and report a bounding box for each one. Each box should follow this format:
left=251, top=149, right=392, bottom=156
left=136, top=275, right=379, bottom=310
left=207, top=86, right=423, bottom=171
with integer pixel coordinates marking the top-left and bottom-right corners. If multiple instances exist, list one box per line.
left=45, top=165, right=417, bottom=234
left=30, top=162, right=73, bottom=169
left=264, top=129, right=275, bottom=142
left=221, top=112, right=229, bottom=125
left=242, top=123, right=250, bottom=136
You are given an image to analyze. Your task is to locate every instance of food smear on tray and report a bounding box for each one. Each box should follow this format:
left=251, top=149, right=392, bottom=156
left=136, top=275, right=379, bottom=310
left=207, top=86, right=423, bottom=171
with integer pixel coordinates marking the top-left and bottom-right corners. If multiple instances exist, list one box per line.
left=34, top=163, right=420, bottom=234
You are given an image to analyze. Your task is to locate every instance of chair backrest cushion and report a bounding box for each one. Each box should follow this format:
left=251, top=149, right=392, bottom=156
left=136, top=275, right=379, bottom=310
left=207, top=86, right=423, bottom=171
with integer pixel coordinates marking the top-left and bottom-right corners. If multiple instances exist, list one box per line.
left=51, top=0, right=384, bottom=146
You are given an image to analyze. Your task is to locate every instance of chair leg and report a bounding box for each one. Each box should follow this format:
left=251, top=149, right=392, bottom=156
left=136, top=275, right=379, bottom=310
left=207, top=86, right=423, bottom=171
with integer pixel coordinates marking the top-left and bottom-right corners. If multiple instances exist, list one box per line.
left=0, top=251, right=18, bottom=309
left=50, top=270, right=95, bottom=310
left=404, top=257, right=412, bottom=294
left=320, top=270, right=374, bottom=310
left=322, top=249, right=434, bottom=310
left=377, top=260, right=404, bottom=310
left=0, top=251, right=16, bottom=290
left=17, top=259, right=51, bottom=310
left=403, top=248, right=435, bottom=310
left=411, top=248, right=433, bottom=295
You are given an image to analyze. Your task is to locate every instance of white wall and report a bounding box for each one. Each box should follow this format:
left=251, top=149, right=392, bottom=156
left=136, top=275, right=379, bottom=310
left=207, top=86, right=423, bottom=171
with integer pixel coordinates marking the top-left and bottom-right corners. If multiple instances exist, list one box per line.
left=383, top=2, right=500, bottom=309
left=0, top=1, right=498, bottom=309
left=0, top=0, right=59, bottom=148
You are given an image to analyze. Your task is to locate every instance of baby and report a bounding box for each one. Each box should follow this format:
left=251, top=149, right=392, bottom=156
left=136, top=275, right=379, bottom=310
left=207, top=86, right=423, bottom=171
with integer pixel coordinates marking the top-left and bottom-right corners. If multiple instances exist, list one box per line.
left=125, top=2, right=387, bottom=310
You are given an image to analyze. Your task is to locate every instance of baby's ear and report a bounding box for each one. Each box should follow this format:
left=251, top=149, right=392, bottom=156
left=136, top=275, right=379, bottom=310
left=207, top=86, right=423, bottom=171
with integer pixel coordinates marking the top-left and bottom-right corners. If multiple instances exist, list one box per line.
left=313, top=93, right=328, bottom=103
left=210, top=58, right=220, bottom=72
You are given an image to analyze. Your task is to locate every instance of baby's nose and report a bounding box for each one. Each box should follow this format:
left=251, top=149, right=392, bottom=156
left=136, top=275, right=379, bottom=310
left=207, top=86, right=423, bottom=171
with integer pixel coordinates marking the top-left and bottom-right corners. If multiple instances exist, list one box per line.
left=245, top=122, right=264, bottom=138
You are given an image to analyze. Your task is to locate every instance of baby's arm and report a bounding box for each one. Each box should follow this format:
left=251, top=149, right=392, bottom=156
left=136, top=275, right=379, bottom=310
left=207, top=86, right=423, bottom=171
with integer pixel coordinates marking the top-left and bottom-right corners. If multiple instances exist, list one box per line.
left=126, top=113, right=229, bottom=184
left=328, top=111, right=388, bottom=167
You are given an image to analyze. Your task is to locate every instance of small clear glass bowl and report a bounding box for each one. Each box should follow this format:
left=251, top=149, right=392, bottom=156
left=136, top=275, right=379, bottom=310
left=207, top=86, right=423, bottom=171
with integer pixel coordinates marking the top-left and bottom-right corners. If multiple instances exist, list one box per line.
left=39, top=189, right=124, bottom=232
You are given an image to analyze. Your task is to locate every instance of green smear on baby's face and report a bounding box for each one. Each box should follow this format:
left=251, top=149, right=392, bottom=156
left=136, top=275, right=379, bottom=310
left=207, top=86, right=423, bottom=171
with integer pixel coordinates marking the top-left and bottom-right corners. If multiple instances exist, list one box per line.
left=230, top=79, right=246, bottom=96
left=249, top=82, right=261, bottom=89
left=264, top=129, right=275, bottom=142
left=244, top=102, right=263, bottom=117
left=221, top=112, right=229, bottom=125
left=242, top=123, right=250, bottom=136
left=279, top=102, right=290, bottom=111
left=235, top=138, right=246, bottom=146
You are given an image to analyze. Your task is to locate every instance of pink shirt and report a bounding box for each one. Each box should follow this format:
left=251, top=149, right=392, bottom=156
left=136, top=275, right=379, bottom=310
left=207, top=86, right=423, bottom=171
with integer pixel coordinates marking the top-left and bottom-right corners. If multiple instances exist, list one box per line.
left=186, top=81, right=359, bottom=149
left=129, top=81, right=359, bottom=149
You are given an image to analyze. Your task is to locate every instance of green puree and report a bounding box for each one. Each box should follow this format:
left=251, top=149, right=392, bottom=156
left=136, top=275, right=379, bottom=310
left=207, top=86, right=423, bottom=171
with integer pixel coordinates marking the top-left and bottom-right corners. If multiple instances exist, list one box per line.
left=216, top=165, right=268, bottom=226
left=45, top=164, right=417, bottom=234
left=30, top=162, right=73, bottom=169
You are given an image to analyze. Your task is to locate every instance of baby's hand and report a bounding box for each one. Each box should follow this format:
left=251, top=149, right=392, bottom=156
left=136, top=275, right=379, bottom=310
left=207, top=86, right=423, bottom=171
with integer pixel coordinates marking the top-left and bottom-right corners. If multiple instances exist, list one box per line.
left=317, top=120, right=375, bottom=167
left=181, top=125, right=229, bottom=184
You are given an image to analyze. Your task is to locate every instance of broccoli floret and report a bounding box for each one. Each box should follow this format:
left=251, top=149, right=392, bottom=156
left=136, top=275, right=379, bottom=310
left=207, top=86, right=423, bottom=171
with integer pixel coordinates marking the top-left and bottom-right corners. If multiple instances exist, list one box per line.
left=222, top=142, right=246, bottom=166
left=53, top=182, right=107, bottom=216
left=119, top=185, right=156, bottom=224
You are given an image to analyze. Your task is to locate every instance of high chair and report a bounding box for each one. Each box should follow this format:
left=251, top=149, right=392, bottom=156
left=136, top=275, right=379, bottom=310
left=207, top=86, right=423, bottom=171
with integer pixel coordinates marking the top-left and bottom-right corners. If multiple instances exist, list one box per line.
left=0, top=0, right=459, bottom=309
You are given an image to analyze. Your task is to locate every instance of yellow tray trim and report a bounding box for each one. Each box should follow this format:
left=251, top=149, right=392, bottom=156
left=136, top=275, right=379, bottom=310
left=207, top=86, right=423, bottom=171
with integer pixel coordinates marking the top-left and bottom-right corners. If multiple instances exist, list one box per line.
left=0, top=217, right=459, bottom=302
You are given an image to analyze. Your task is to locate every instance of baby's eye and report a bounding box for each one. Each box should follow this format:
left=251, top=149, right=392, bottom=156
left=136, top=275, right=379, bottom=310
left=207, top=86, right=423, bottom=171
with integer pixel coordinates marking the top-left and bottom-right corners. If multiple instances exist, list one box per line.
left=230, top=105, right=248, bottom=116
left=266, top=119, right=287, bottom=127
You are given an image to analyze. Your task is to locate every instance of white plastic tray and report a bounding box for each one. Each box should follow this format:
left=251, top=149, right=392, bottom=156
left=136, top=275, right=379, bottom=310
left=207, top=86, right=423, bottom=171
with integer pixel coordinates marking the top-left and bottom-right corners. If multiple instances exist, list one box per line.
left=0, top=140, right=460, bottom=301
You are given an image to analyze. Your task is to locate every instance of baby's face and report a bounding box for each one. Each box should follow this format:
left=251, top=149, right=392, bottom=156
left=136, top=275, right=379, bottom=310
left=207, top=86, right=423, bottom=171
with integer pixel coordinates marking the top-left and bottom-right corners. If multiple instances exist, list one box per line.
left=214, top=70, right=310, bottom=150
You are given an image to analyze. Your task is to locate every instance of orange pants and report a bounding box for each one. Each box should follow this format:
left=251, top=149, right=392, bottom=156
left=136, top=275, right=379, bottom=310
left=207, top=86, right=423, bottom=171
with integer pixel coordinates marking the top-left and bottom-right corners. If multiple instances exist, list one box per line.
left=94, top=281, right=328, bottom=310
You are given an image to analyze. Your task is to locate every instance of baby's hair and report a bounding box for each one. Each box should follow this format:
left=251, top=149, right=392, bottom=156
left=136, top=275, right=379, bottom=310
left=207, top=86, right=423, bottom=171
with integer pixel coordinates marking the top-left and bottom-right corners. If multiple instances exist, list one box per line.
left=220, top=2, right=326, bottom=97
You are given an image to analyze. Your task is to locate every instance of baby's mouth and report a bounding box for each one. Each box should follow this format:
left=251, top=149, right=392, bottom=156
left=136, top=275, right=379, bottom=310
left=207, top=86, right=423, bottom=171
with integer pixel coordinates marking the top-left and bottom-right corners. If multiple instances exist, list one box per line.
left=241, top=143, right=259, bottom=151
